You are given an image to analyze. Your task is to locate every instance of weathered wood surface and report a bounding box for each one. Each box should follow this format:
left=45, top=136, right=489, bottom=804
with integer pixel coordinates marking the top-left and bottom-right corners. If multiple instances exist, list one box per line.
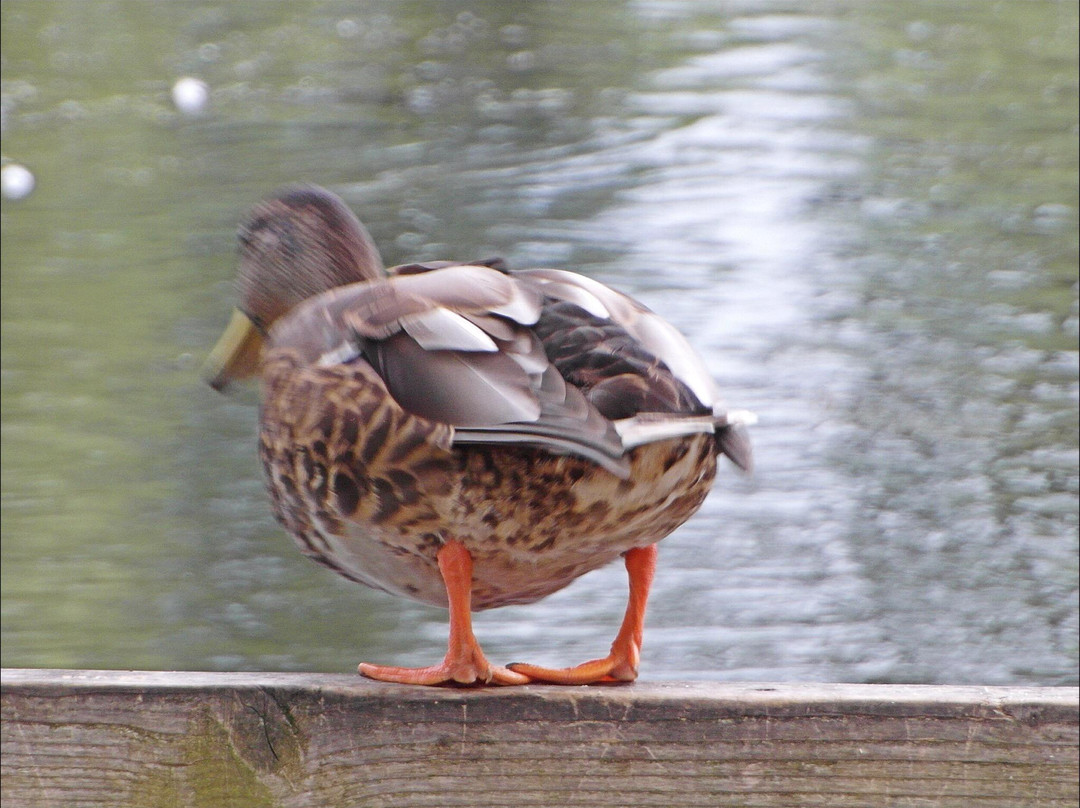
left=1, top=669, right=1076, bottom=808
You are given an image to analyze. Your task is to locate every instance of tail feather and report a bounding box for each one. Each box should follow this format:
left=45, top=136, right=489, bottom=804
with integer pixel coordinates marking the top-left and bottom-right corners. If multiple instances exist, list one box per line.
left=717, top=423, right=753, bottom=473
left=615, top=408, right=755, bottom=473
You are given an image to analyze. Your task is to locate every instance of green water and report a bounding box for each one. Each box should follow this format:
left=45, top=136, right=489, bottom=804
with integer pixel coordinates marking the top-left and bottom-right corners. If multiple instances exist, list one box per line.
left=2, top=1, right=1076, bottom=683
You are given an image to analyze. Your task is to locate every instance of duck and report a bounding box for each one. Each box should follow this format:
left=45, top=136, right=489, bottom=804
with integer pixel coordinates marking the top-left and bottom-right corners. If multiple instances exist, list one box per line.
left=204, top=184, right=753, bottom=685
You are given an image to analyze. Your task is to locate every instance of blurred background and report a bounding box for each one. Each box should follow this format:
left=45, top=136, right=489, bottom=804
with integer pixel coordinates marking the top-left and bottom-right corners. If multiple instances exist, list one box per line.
left=1, top=1, right=1076, bottom=685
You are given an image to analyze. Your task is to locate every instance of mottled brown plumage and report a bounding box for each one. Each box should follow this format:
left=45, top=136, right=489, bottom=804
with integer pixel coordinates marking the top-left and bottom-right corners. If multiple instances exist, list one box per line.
left=205, top=184, right=752, bottom=685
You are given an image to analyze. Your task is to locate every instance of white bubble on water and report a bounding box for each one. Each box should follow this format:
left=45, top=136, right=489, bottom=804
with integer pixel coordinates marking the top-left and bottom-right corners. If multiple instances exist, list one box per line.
left=1, top=163, right=35, bottom=200
left=171, top=77, right=209, bottom=115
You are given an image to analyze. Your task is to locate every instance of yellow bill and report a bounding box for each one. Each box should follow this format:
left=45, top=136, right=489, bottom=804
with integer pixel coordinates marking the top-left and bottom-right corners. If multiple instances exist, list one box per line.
left=203, top=308, right=264, bottom=391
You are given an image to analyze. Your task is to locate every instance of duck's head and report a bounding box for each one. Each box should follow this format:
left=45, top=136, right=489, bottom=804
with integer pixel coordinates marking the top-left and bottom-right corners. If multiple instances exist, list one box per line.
left=203, top=185, right=384, bottom=390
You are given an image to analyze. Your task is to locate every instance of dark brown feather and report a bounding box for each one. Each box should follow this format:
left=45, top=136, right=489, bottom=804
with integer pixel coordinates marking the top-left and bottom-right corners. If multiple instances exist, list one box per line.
left=528, top=299, right=705, bottom=419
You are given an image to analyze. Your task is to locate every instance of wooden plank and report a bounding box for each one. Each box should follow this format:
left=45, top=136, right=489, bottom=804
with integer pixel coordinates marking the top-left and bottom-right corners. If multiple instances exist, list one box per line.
left=2, top=669, right=1076, bottom=808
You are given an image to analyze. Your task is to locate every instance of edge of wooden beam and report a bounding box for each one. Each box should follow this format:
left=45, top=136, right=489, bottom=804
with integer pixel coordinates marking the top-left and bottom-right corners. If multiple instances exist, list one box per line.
left=3, top=667, right=1077, bottom=716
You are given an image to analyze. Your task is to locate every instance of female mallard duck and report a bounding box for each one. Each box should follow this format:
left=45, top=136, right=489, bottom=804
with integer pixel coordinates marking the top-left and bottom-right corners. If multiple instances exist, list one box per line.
left=205, top=185, right=752, bottom=685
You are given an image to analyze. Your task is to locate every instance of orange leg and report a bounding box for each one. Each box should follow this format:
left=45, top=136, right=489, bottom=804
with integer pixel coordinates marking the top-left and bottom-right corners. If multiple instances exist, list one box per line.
left=358, top=539, right=529, bottom=686
left=508, top=544, right=657, bottom=685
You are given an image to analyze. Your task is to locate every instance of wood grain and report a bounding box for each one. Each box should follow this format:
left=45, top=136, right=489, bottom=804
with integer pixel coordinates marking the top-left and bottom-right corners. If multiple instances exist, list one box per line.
left=2, top=669, right=1076, bottom=807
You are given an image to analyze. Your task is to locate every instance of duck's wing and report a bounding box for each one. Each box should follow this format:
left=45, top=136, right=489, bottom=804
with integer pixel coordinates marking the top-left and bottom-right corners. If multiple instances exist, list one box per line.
left=514, top=268, right=753, bottom=472
left=267, top=263, right=632, bottom=476
left=514, top=269, right=722, bottom=409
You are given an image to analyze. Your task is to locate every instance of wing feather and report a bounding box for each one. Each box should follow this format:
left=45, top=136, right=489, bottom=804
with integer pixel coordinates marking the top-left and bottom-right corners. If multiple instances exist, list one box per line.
left=400, top=308, right=498, bottom=352
left=515, top=268, right=721, bottom=407
left=374, top=333, right=541, bottom=426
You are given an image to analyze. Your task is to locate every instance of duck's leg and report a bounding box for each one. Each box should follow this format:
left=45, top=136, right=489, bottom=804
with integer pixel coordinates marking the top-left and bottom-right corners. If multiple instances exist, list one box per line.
left=508, top=544, right=657, bottom=685
left=358, top=539, right=530, bottom=686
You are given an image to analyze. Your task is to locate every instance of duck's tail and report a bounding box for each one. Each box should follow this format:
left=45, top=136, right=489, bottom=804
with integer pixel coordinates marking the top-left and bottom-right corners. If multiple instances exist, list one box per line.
left=614, top=408, right=756, bottom=473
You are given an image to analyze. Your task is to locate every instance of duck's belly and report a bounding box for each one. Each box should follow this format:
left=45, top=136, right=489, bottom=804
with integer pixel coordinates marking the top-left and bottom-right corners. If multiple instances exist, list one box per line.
left=269, top=436, right=717, bottom=611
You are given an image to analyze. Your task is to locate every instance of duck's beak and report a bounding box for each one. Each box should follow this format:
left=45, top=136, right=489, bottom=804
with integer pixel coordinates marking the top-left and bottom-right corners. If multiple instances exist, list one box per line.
left=203, top=308, right=264, bottom=391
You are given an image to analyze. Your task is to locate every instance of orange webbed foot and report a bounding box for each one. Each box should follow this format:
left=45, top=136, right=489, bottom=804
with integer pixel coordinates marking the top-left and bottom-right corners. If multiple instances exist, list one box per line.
left=359, top=656, right=530, bottom=686
left=357, top=539, right=531, bottom=687
left=508, top=544, right=657, bottom=686
left=507, top=645, right=640, bottom=685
